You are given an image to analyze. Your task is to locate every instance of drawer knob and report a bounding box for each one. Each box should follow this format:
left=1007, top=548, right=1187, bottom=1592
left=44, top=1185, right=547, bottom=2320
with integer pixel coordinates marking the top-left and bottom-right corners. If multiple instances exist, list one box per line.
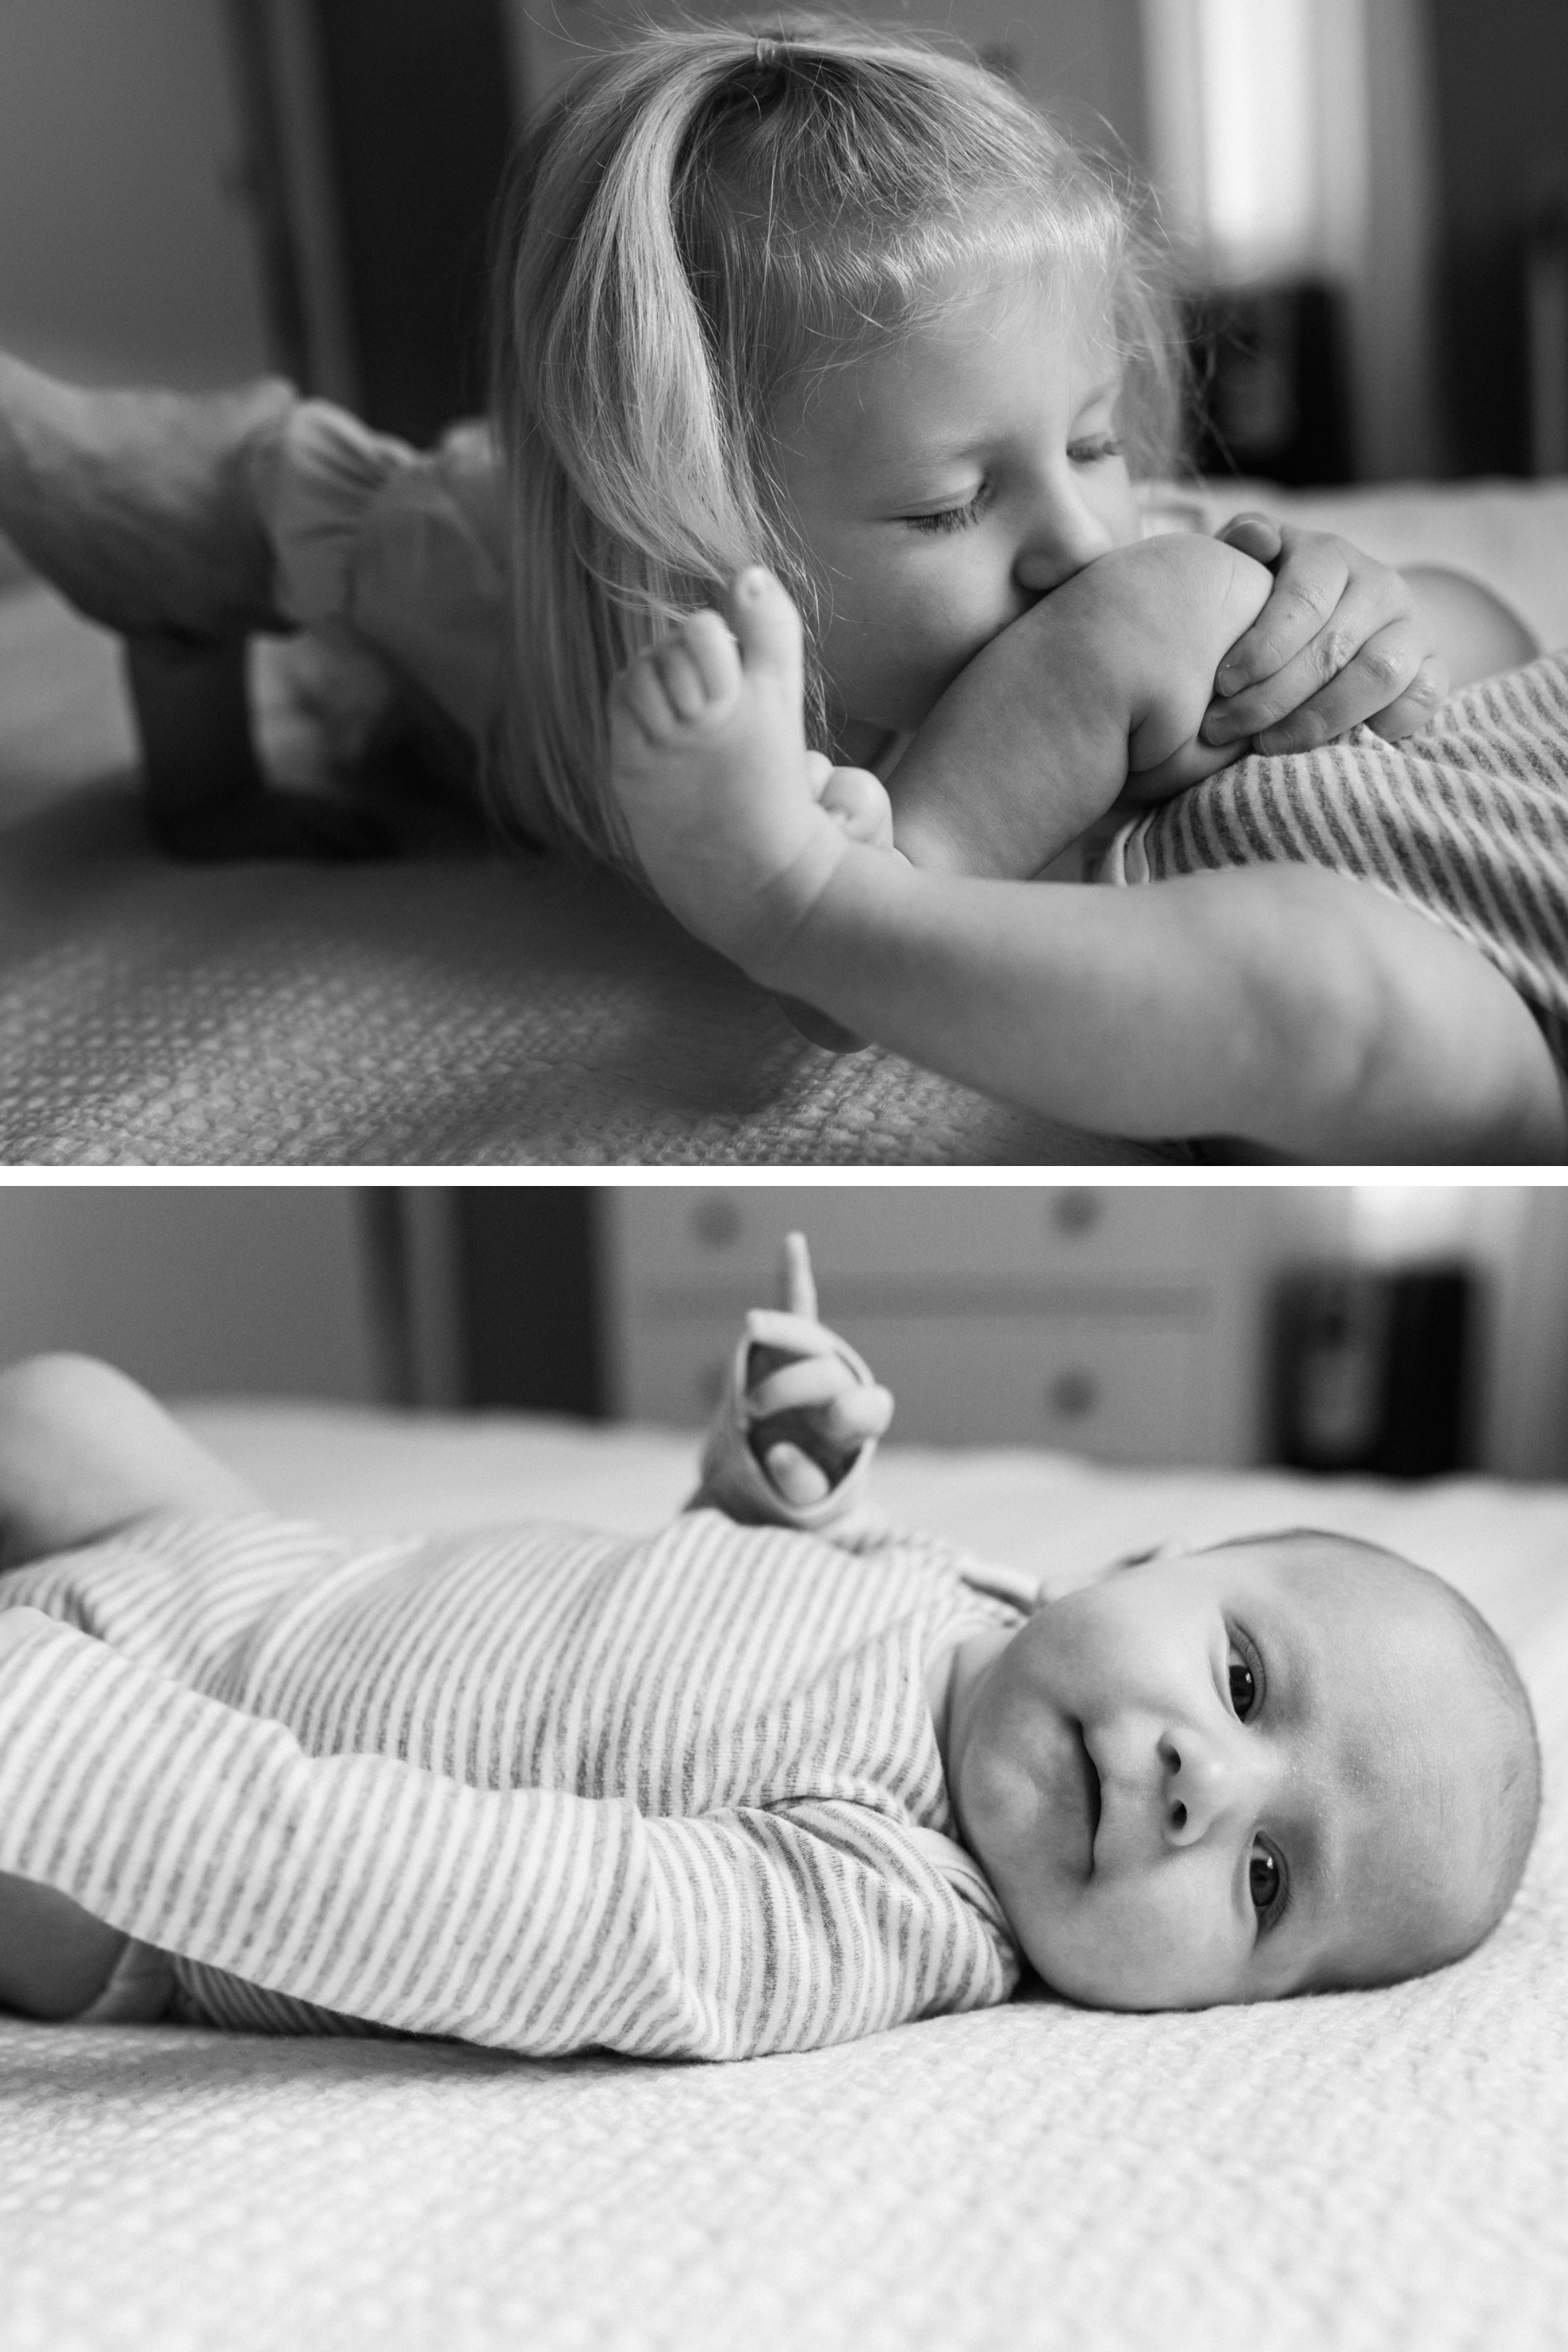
left=1051, top=1189, right=1102, bottom=1236
left=1048, top=1367, right=1099, bottom=1420
left=691, top=1195, right=742, bottom=1248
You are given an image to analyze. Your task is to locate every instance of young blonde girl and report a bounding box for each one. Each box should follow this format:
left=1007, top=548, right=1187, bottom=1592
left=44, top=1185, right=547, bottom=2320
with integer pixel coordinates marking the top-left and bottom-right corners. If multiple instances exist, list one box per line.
left=0, top=17, right=1547, bottom=1153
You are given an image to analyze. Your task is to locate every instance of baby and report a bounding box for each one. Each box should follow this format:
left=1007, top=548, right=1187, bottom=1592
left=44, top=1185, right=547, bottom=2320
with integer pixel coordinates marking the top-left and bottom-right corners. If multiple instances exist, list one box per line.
left=0, top=1242, right=1540, bottom=2049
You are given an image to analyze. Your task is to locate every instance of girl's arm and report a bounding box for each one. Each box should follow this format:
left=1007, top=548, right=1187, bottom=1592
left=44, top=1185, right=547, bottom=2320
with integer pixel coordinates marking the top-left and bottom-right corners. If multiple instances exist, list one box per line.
left=765, top=851, right=1568, bottom=1164
left=0, top=1356, right=259, bottom=1570
left=608, top=569, right=1567, bottom=1165
left=1402, top=564, right=1539, bottom=688
left=0, top=1608, right=1009, bottom=2056
left=889, top=533, right=1274, bottom=877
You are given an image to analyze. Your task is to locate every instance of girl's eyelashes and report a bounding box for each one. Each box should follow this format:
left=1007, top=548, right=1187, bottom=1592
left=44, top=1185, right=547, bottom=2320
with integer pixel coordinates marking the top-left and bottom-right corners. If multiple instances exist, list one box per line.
left=903, top=486, right=988, bottom=535
left=1226, top=1626, right=1264, bottom=1722
left=902, top=436, right=1123, bottom=532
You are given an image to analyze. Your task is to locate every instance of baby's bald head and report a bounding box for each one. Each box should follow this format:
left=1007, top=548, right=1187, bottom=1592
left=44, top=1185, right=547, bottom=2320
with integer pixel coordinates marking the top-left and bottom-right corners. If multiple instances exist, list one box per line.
left=963, top=1524, right=1542, bottom=2013
left=1209, top=1529, right=1541, bottom=1983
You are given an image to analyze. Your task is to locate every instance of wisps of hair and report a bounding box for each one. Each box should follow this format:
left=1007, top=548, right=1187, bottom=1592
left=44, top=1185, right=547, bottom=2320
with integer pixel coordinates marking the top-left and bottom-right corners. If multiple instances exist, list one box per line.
left=488, top=11, right=1183, bottom=869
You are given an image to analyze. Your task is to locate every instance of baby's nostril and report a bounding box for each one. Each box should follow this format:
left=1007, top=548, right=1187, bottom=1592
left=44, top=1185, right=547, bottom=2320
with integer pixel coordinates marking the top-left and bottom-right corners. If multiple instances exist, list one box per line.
left=1172, top=1801, right=1186, bottom=1830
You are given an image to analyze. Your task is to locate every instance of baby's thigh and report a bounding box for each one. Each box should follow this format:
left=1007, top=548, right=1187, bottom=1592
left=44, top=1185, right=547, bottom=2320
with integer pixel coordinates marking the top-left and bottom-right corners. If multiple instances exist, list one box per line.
left=0, top=1869, right=127, bottom=2021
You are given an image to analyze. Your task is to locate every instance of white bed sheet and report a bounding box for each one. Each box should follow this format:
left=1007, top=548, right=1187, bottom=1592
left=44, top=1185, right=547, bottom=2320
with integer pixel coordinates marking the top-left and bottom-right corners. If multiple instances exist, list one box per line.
left=3, top=1403, right=1567, bottom=2352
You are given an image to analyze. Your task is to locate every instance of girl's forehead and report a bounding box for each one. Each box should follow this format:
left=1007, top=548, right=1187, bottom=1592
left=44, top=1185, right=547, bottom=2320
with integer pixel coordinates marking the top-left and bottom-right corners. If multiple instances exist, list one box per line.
left=789, top=277, right=1118, bottom=440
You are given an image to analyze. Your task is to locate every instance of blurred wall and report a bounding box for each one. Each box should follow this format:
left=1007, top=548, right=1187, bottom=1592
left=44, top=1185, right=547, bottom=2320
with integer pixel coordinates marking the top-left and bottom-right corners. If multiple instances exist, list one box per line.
left=0, top=0, right=272, bottom=387
left=508, top=0, right=1148, bottom=159
left=0, top=1189, right=383, bottom=1401
left=1428, top=0, right=1568, bottom=475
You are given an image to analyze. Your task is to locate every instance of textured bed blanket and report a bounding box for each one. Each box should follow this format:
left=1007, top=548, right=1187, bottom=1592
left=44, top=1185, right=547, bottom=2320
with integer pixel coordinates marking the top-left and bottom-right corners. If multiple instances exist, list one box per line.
left=0, top=582, right=1171, bottom=1167
left=6, top=474, right=1568, bottom=1166
left=4, top=1403, right=1566, bottom=2352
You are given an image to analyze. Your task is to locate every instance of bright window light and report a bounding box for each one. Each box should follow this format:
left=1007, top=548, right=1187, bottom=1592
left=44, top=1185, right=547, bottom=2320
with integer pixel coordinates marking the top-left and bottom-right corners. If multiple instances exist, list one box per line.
left=1195, top=0, right=1314, bottom=272
left=1141, top=0, right=1368, bottom=284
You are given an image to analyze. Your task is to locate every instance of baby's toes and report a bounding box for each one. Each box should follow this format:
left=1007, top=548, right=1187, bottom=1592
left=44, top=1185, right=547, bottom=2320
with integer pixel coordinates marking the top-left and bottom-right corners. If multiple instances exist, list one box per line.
left=613, top=647, right=685, bottom=747
left=821, top=764, right=894, bottom=850
left=679, top=609, right=743, bottom=708
left=654, top=638, right=711, bottom=721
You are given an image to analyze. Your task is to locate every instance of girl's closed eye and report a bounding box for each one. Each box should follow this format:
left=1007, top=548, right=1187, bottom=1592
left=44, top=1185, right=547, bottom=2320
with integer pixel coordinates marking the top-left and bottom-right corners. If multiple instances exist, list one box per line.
left=904, top=486, right=988, bottom=535
left=1067, top=434, right=1123, bottom=467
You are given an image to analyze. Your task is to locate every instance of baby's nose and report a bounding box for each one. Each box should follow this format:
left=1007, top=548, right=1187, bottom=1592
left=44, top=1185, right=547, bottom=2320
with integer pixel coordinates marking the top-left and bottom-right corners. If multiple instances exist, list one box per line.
left=1159, top=1731, right=1233, bottom=1845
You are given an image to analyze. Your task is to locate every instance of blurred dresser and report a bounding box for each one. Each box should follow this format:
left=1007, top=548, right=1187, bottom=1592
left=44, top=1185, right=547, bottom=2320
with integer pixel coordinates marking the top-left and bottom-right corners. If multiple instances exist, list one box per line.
left=599, top=1189, right=1269, bottom=1467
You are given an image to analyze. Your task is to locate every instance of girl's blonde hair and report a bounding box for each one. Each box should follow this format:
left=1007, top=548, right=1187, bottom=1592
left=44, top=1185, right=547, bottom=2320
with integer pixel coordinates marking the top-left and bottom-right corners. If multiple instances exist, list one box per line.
left=490, top=14, right=1183, bottom=869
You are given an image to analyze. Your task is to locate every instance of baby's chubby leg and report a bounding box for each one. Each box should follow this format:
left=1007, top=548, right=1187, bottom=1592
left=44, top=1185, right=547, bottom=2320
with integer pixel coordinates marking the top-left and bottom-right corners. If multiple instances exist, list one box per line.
left=888, top=534, right=1274, bottom=879
left=608, top=571, right=892, bottom=963
left=0, top=1868, right=129, bottom=2021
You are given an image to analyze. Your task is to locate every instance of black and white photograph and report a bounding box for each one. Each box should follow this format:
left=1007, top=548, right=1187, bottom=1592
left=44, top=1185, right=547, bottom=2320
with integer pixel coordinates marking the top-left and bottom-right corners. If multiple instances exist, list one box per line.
left=2, top=0, right=1568, bottom=2345
left=0, top=1180, right=1565, bottom=2347
left=1, top=1, right=1567, bottom=1162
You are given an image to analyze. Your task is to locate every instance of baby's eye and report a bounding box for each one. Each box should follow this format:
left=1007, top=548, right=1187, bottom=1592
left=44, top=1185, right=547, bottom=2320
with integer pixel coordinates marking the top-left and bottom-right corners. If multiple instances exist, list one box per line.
left=1227, top=1646, right=1258, bottom=1721
left=1249, top=1840, right=1282, bottom=1918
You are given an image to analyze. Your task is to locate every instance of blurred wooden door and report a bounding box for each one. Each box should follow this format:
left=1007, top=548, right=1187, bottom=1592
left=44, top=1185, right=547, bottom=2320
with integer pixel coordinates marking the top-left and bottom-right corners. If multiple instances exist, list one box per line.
left=234, top=0, right=520, bottom=438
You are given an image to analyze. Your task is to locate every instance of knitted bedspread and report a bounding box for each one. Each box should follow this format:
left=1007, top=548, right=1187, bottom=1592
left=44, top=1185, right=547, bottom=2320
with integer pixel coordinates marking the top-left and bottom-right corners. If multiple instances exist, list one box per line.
left=7, top=473, right=1568, bottom=1166
left=0, top=581, right=1165, bottom=1167
left=3, top=1405, right=1566, bottom=2352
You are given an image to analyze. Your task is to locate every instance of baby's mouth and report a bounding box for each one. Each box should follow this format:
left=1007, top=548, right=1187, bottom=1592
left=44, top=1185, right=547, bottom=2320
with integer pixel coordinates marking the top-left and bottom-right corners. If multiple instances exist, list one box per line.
left=1074, top=1720, right=1102, bottom=1860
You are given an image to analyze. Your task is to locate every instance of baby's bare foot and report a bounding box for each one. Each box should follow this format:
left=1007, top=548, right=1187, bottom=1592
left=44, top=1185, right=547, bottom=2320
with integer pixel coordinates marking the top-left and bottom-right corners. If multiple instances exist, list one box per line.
left=609, top=569, right=859, bottom=966
left=612, top=569, right=811, bottom=811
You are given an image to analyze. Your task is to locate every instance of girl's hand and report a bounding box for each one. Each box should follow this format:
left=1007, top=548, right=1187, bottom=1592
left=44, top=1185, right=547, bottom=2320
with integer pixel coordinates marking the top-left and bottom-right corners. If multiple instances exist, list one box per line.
left=1199, top=515, right=1448, bottom=755
left=745, top=1235, right=893, bottom=1507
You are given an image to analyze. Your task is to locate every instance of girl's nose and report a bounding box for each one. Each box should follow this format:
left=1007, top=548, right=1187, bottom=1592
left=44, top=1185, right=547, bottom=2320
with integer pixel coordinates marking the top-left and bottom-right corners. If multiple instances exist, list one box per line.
left=1012, top=485, right=1117, bottom=597
left=1158, top=1726, right=1246, bottom=1846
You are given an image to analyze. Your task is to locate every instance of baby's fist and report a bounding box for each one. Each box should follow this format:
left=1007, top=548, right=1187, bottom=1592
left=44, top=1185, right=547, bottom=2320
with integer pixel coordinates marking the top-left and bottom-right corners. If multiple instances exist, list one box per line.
left=744, top=1313, right=894, bottom=1503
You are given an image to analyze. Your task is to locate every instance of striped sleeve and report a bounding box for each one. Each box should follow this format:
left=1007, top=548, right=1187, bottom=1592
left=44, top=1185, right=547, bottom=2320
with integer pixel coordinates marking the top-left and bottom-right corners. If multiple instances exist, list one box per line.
left=1096, top=651, right=1568, bottom=1071
left=0, top=1612, right=1013, bottom=2060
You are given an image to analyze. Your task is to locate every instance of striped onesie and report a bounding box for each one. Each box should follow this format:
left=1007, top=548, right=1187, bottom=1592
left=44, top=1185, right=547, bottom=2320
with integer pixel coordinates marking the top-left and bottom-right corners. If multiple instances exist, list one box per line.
left=0, top=1482, right=1025, bottom=2060
left=1097, top=649, right=1568, bottom=1073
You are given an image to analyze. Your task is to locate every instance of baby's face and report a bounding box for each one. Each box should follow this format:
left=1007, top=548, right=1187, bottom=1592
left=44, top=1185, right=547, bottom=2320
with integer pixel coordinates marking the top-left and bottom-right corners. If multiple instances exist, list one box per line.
left=769, top=268, right=1142, bottom=761
left=945, top=1542, right=1492, bottom=2009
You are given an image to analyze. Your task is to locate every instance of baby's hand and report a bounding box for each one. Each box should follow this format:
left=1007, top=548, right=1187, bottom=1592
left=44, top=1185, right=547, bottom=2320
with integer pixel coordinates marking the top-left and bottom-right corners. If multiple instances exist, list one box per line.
left=745, top=1235, right=893, bottom=1506
left=607, top=569, right=887, bottom=971
left=889, top=533, right=1273, bottom=871
left=1200, top=515, right=1446, bottom=755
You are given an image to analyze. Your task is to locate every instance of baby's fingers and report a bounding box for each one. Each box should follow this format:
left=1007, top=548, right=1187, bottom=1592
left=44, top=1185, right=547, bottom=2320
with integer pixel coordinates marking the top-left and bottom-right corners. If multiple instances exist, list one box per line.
left=1362, top=653, right=1450, bottom=745
left=748, top=1352, right=864, bottom=1423
left=820, top=1382, right=894, bottom=1445
left=745, top=1307, right=840, bottom=1356
left=761, top=1440, right=832, bottom=1507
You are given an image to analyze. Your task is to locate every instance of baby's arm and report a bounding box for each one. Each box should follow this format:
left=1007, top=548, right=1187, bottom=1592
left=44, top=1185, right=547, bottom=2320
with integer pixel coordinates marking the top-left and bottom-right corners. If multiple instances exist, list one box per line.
left=0, top=1354, right=258, bottom=1571
left=888, top=534, right=1273, bottom=878
left=693, top=1234, right=893, bottom=1528
left=609, top=571, right=1568, bottom=1163
left=0, top=1608, right=1004, bottom=2056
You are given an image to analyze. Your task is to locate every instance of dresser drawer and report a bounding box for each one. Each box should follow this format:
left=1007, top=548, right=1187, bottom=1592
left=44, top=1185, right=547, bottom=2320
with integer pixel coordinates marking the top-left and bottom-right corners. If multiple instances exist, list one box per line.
left=606, top=1187, right=1207, bottom=1299
left=617, top=1309, right=1202, bottom=1464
